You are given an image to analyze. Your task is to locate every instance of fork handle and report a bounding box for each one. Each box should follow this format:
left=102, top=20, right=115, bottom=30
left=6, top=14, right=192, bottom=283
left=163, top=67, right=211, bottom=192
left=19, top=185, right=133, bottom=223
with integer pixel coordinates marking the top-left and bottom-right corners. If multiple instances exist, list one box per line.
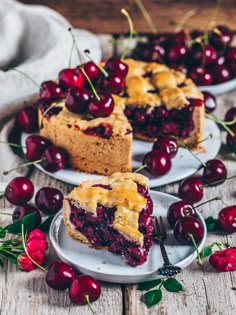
left=159, top=241, right=171, bottom=265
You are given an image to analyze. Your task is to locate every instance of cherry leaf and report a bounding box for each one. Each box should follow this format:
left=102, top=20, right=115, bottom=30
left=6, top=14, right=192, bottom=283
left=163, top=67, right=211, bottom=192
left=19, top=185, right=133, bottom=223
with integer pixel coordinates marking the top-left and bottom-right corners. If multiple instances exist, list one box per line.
left=0, top=228, right=6, bottom=238
left=137, top=279, right=162, bottom=291
left=205, top=216, right=220, bottom=232
left=163, top=278, right=184, bottom=292
left=232, top=145, right=236, bottom=155
left=6, top=214, right=35, bottom=235
left=144, top=289, right=162, bottom=308
left=38, top=215, right=55, bottom=233
left=200, top=246, right=212, bottom=259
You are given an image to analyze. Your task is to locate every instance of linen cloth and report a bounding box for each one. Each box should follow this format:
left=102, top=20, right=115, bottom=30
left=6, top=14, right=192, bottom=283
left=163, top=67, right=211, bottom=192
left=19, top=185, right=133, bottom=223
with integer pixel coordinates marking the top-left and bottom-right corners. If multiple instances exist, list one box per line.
left=0, top=0, right=102, bottom=191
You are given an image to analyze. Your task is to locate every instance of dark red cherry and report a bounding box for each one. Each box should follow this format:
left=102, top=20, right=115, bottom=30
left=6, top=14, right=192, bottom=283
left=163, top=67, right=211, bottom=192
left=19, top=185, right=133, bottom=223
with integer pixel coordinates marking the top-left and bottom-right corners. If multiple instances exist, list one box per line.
left=178, top=176, right=203, bottom=203
left=189, top=67, right=213, bottom=86
left=105, top=57, right=128, bottom=77
left=4, top=177, right=34, bottom=205
left=65, top=87, right=90, bottom=113
left=25, top=135, right=52, bottom=161
left=143, top=150, right=172, bottom=176
left=141, top=43, right=165, bottom=63
left=99, top=73, right=125, bottom=95
left=167, top=200, right=197, bottom=227
left=226, top=125, right=236, bottom=150
left=224, top=107, right=236, bottom=123
left=39, top=81, right=64, bottom=104
left=225, top=47, right=236, bottom=75
left=174, top=216, right=204, bottom=245
left=83, top=61, right=101, bottom=82
left=167, top=44, right=187, bottom=64
left=218, top=206, right=236, bottom=233
left=202, top=159, right=227, bottom=185
left=202, top=91, right=217, bottom=113
left=40, top=146, right=68, bottom=172
left=69, top=275, right=101, bottom=305
left=212, top=64, right=231, bottom=84
left=209, top=25, right=233, bottom=51
left=189, top=43, right=217, bottom=66
left=152, top=136, right=178, bottom=159
left=190, top=29, right=204, bottom=40
left=46, top=261, right=76, bottom=290
left=12, top=203, right=42, bottom=226
left=15, top=106, right=38, bottom=133
left=59, top=68, right=85, bottom=90
left=35, top=187, right=63, bottom=214
left=88, top=93, right=114, bottom=117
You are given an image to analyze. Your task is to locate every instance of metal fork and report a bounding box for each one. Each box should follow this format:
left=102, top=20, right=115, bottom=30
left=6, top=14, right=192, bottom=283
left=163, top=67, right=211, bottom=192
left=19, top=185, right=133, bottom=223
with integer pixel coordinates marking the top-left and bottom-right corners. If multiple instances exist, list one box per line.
left=154, top=216, right=182, bottom=277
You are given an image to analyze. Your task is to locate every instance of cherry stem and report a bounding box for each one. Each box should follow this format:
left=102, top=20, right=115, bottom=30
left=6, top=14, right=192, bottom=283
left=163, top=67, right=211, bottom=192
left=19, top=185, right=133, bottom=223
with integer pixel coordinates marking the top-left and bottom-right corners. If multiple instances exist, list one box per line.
left=135, top=0, right=157, bottom=34
left=181, top=133, right=212, bottom=149
left=206, top=113, right=235, bottom=137
left=120, top=8, right=135, bottom=60
left=174, top=9, right=196, bottom=33
left=84, top=295, right=96, bottom=315
left=133, top=164, right=147, bottom=173
left=0, top=212, right=12, bottom=216
left=183, top=144, right=206, bottom=168
left=203, top=174, right=236, bottom=187
left=80, top=66, right=101, bottom=101
left=204, top=0, right=221, bottom=44
left=3, top=159, right=41, bottom=175
left=84, top=49, right=108, bottom=78
left=21, top=223, right=48, bottom=273
left=9, top=68, right=40, bottom=88
left=0, top=141, right=25, bottom=149
left=188, top=233, right=203, bottom=266
left=195, top=196, right=222, bottom=208
left=68, top=28, right=83, bottom=64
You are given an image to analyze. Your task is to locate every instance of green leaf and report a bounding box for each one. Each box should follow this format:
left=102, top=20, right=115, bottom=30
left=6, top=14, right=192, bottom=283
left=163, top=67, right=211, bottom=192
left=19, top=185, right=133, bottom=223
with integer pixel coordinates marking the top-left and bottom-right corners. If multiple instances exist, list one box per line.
left=137, top=279, right=162, bottom=291
left=232, top=145, right=236, bottom=155
left=163, top=278, right=184, bottom=292
left=144, top=289, right=162, bottom=308
left=200, top=246, right=212, bottom=259
left=205, top=216, right=219, bottom=232
left=22, top=213, right=35, bottom=232
left=0, top=229, right=6, bottom=238
left=0, top=251, right=17, bottom=264
left=5, top=221, right=22, bottom=235
left=38, top=215, right=55, bottom=233
left=225, top=242, right=231, bottom=248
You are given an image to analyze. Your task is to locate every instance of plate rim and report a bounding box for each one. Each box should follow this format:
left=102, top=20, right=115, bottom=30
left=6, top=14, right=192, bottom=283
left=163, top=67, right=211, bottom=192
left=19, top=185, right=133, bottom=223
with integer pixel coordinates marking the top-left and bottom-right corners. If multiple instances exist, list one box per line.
left=49, top=190, right=207, bottom=283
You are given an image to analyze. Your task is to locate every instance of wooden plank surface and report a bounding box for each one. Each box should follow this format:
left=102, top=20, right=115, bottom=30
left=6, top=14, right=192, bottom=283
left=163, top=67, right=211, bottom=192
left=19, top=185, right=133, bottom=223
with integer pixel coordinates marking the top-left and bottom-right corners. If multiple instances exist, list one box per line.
left=19, top=0, right=236, bottom=33
left=1, top=36, right=236, bottom=315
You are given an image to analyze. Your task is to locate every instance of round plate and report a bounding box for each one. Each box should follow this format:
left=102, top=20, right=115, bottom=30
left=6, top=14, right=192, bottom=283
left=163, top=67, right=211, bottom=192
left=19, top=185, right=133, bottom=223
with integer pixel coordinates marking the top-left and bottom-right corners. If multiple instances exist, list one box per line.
left=199, top=77, right=236, bottom=96
left=21, top=118, right=221, bottom=188
left=49, top=191, right=207, bottom=284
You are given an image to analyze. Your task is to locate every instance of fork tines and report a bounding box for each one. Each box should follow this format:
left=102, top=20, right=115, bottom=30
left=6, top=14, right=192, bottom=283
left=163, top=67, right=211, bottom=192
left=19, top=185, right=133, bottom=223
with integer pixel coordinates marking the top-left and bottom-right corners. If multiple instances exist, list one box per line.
left=154, top=216, right=167, bottom=240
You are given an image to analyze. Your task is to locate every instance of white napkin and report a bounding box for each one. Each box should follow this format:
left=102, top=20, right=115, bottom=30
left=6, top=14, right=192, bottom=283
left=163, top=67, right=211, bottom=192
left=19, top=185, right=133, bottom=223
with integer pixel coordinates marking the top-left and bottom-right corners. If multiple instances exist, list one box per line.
left=0, top=0, right=102, bottom=190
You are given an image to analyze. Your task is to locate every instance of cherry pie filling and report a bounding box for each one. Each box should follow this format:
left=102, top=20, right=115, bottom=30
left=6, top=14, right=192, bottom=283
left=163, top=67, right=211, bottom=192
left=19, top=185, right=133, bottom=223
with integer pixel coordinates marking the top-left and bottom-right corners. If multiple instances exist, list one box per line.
left=68, top=184, right=154, bottom=267
left=125, top=98, right=203, bottom=139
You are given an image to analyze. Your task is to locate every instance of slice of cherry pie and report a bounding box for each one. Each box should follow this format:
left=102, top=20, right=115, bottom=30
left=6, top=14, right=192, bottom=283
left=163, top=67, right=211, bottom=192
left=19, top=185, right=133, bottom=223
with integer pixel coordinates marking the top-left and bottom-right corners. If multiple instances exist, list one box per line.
left=63, top=172, right=154, bottom=267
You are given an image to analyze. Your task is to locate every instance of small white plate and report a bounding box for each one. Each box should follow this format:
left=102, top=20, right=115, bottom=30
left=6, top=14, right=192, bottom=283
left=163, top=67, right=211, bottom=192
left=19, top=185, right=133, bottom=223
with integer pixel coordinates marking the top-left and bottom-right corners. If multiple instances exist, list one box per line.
left=21, top=118, right=221, bottom=188
left=199, top=77, right=236, bottom=96
left=49, top=191, right=207, bottom=284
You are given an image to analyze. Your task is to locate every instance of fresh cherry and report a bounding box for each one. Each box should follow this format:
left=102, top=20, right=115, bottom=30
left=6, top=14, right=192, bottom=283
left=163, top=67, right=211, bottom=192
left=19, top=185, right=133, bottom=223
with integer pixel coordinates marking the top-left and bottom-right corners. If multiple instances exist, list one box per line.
left=69, top=274, right=101, bottom=305
left=225, top=47, right=236, bottom=75
left=83, top=61, right=101, bottom=82
left=189, top=43, right=217, bottom=66
left=140, top=43, right=165, bottom=63
left=4, top=177, right=34, bottom=205
left=40, top=146, right=68, bottom=173
left=99, top=72, right=125, bottom=95
left=209, top=25, right=233, bottom=51
left=142, top=150, right=171, bottom=176
left=212, top=64, right=231, bottom=84
left=167, top=44, right=187, bottom=64
left=12, top=203, right=42, bottom=226
left=59, top=68, right=85, bottom=90
left=105, top=57, right=128, bottom=77
left=65, top=87, right=90, bottom=113
left=167, top=200, right=197, bottom=227
left=25, top=135, right=52, bottom=162
left=178, top=176, right=203, bottom=203
left=218, top=205, right=236, bottom=233
left=174, top=216, right=204, bottom=245
left=39, top=81, right=64, bottom=104
left=202, top=159, right=227, bottom=185
left=88, top=93, right=114, bottom=117
left=202, top=91, right=217, bottom=113
left=152, top=136, right=178, bottom=159
left=15, top=106, right=38, bottom=133
left=46, top=261, right=76, bottom=290
left=226, top=125, right=236, bottom=150
left=189, top=67, right=213, bottom=86
left=35, top=187, right=63, bottom=214
left=224, top=107, right=236, bottom=123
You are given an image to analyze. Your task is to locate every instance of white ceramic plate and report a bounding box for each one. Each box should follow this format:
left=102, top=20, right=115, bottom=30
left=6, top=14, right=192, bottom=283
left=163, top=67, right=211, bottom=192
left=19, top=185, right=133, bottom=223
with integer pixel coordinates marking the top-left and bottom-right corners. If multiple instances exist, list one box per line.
left=21, top=118, right=221, bottom=188
left=199, top=77, right=236, bottom=96
left=49, top=191, right=207, bottom=284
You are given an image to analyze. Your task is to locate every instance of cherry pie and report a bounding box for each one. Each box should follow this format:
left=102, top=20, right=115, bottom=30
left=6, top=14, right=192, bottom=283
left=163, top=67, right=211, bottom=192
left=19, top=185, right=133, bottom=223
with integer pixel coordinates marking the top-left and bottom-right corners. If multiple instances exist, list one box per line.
left=63, top=172, right=154, bottom=266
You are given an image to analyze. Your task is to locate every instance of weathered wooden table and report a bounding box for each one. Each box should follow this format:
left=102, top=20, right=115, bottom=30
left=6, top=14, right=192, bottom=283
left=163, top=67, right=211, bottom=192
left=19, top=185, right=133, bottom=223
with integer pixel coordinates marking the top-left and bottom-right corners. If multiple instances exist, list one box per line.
left=1, top=35, right=236, bottom=315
